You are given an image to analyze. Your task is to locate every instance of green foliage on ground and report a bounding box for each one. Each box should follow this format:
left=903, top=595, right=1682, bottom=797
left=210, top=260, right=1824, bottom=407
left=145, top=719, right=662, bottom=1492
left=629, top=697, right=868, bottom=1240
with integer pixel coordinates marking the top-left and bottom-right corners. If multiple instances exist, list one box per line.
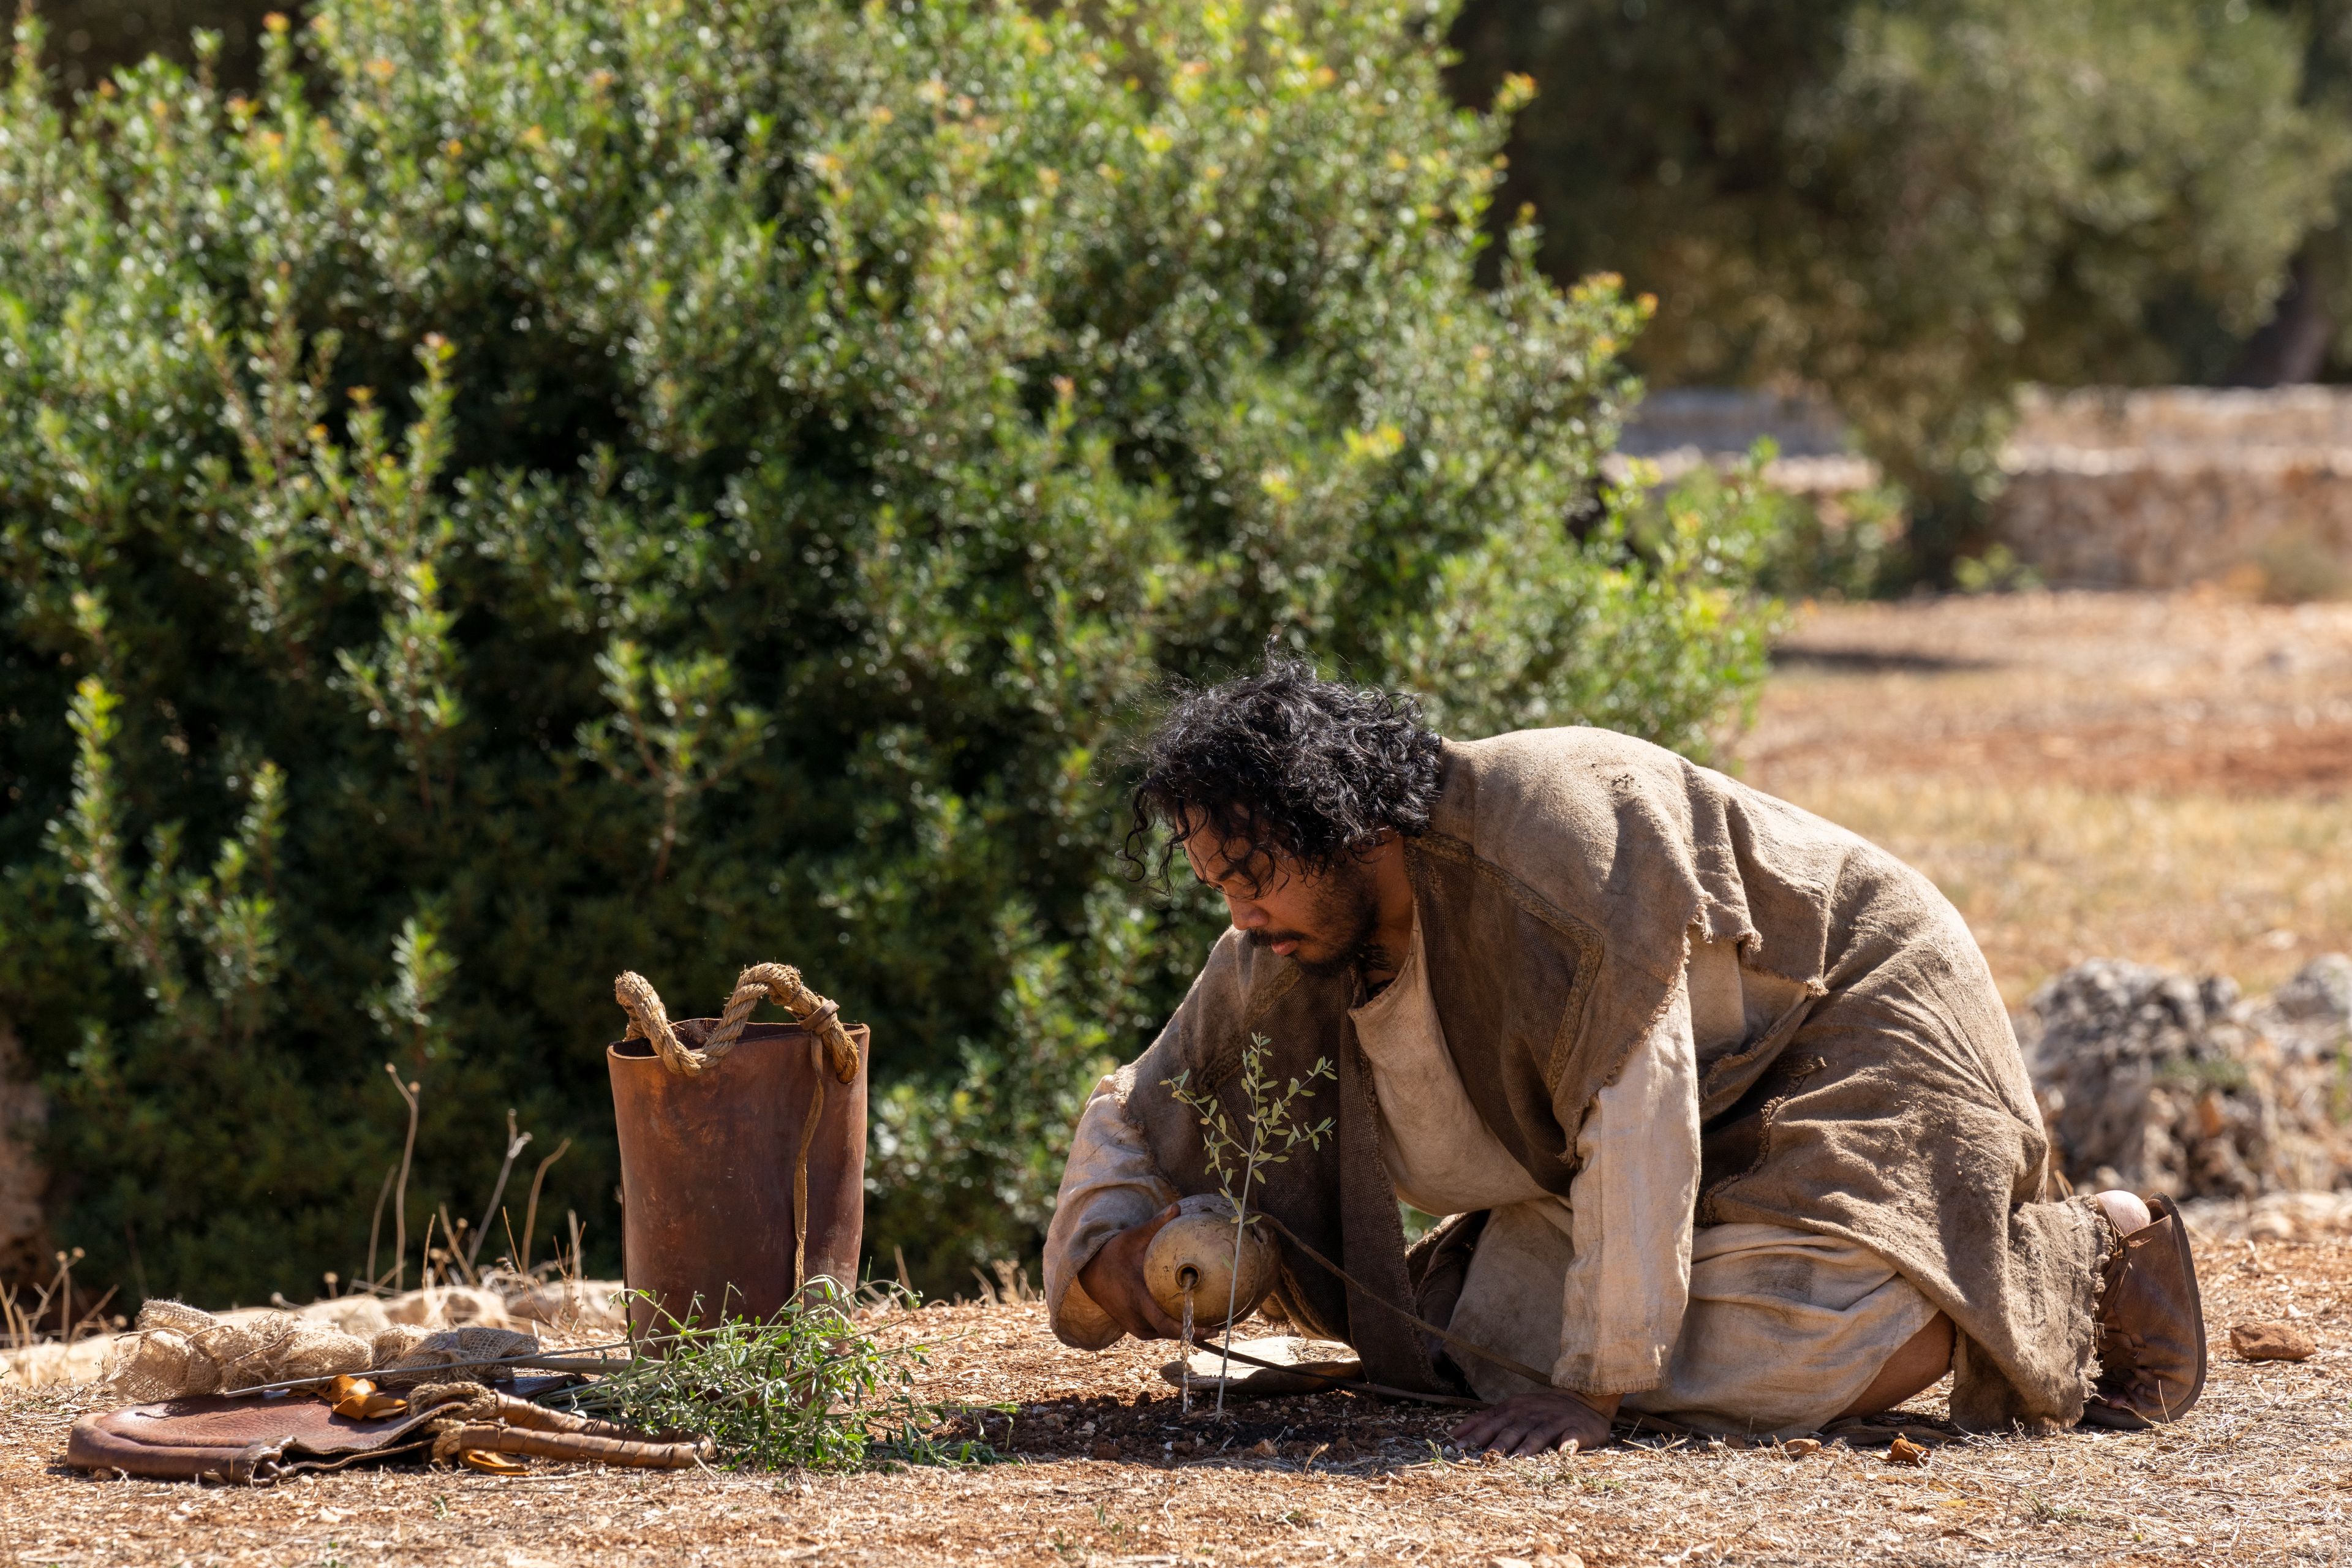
left=0, top=0, right=1780, bottom=1306
left=543, top=1281, right=997, bottom=1471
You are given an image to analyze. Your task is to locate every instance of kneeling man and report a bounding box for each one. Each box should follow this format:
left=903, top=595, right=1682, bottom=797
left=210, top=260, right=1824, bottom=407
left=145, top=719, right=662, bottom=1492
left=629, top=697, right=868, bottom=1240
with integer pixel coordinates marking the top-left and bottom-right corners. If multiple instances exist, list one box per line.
left=1044, top=660, right=2205, bottom=1452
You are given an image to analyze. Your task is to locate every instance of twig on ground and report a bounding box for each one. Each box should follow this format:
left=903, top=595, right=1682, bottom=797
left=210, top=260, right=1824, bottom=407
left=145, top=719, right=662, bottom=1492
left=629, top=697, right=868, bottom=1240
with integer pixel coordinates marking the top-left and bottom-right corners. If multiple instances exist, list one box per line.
left=467, top=1110, right=532, bottom=1274
left=383, top=1065, right=421, bottom=1292
left=217, top=1342, right=638, bottom=1398
left=518, top=1137, right=570, bottom=1275
left=364, top=1163, right=396, bottom=1291
left=435, top=1201, right=470, bottom=1287
left=67, top=1286, right=116, bottom=1342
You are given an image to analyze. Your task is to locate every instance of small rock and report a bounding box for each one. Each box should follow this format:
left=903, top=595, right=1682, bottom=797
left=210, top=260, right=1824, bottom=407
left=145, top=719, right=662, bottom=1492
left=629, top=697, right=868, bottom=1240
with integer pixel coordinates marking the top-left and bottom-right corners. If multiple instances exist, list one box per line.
left=1248, top=1438, right=1279, bottom=1458
left=1532, top=1554, right=1585, bottom=1568
left=1886, top=1435, right=1931, bottom=1468
left=2230, top=1321, right=2317, bottom=1362
left=1488, top=1559, right=1533, bottom=1568
left=1782, top=1438, right=1823, bottom=1457
left=1090, top=1439, right=1120, bottom=1461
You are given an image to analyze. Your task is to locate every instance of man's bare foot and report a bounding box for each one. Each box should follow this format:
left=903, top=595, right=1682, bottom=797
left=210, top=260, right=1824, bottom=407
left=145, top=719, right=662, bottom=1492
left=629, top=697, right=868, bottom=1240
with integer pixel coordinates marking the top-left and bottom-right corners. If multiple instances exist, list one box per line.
left=2091, top=1189, right=2151, bottom=1237
left=1841, top=1193, right=2162, bottom=1426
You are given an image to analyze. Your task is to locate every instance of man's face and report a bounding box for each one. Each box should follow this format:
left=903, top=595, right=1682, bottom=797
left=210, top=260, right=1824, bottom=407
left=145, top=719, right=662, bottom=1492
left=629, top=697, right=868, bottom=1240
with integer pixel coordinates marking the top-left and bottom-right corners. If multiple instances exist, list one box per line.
left=1180, top=821, right=1380, bottom=978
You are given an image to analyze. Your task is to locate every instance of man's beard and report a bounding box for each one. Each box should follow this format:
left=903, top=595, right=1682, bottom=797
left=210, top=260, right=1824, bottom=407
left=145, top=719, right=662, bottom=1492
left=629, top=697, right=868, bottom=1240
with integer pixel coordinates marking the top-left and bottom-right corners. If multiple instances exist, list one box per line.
left=1242, top=861, right=1386, bottom=978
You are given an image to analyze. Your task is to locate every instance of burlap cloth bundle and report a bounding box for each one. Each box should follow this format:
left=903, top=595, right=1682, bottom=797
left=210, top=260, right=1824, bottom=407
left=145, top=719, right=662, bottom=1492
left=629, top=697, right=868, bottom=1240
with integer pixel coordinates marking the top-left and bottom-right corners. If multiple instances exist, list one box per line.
left=101, top=1299, right=540, bottom=1401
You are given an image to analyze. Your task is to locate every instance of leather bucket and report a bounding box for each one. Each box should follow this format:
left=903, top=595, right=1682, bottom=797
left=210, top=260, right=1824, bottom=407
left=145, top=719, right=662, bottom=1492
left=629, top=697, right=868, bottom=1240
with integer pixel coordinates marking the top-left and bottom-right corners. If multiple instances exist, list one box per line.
left=607, top=965, right=868, bottom=1341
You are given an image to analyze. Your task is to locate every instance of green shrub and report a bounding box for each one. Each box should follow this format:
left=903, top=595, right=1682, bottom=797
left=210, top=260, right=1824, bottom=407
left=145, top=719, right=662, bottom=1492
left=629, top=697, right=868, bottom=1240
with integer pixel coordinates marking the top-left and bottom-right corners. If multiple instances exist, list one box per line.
left=0, top=0, right=1779, bottom=1305
left=1656, top=445, right=1915, bottom=603
left=545, top=1281, right=995, bottom=1471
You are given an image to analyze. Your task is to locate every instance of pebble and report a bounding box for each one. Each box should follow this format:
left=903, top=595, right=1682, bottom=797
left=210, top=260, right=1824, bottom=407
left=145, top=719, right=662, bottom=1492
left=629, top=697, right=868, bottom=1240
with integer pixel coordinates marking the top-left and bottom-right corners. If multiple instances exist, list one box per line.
left=2230, top=1321, right=2318, bottom=1362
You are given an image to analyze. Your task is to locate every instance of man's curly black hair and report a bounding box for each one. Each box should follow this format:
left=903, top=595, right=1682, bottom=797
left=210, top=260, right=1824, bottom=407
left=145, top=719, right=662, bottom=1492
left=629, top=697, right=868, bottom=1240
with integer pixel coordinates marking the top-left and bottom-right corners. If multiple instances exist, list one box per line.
left=1123, top=654, right=1445, bottom=891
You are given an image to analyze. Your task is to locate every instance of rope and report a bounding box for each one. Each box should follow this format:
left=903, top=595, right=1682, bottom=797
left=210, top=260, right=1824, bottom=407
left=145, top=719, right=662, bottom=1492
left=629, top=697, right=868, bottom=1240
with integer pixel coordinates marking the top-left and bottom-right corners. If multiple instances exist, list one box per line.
left=1200, top=1341, right=1488, bottom=1409
left=613, top=971, right=696, bottom=1076
left=1248, top=1211, right=1559, bottom=1392
left=407, top=1381, right=502, bottom=1422
left=612, top=963, right=861, bottom=1083
left=793, top=1034, right=824, bottom=1296
left=713, top=962, right=861, bottom=1083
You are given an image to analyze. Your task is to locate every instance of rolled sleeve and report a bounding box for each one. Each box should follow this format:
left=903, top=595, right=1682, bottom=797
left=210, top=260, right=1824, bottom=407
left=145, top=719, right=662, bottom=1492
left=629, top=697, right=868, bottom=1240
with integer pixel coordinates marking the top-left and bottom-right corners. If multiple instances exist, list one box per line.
left=1042, top=1074, right=1179, bottom=1349
left=1552, top=972, right=1703, bottom=1395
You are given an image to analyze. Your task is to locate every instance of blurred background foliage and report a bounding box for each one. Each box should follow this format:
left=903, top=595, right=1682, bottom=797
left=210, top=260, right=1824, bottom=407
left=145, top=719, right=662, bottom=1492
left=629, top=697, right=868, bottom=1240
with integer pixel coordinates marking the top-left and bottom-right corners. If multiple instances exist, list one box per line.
left=0, top=0, right=1783, bottom=1305
left=1452, top=0, right=2352, bottom=579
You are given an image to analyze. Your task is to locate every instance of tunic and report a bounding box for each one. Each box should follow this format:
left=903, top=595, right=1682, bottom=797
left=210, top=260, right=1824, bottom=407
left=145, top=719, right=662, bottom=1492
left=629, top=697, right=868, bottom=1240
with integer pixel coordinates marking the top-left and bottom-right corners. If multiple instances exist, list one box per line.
left=1046, top=923, right=1941, bottom=1434
left=1062, top=727, right=2109, bottom=1432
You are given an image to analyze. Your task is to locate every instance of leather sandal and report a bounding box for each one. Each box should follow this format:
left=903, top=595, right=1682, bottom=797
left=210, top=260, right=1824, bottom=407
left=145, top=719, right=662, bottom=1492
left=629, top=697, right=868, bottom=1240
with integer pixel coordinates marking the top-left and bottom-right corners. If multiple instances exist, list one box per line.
left=2082, top=1193, right=2207, bottom=1429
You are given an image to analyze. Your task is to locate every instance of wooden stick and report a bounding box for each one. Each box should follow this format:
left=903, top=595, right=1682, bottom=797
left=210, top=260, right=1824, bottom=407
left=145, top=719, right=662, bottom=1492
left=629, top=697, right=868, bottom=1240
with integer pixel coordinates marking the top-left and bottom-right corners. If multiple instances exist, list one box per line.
left=383, top=1066, right=421, bottom=1292
left=518, top=1138, right=570, bottom=1275
left=444, top=1422, right=710, bottom=1469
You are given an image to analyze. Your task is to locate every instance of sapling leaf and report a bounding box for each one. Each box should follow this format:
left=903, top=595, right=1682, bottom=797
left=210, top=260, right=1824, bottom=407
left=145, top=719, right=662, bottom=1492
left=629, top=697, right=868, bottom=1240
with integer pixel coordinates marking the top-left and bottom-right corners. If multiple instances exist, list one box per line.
left=1161, top=1031, right=1329, bottom=1415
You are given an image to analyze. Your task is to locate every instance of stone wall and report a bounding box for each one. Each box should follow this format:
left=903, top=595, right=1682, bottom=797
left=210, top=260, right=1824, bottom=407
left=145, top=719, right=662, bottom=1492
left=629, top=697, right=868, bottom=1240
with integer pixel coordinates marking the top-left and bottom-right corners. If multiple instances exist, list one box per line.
left=2022, top=955, right=2352, bottom=1202
left=1995, top=386, right=2352, bottom=594
left=1610, top=387, right=1882, bottom=496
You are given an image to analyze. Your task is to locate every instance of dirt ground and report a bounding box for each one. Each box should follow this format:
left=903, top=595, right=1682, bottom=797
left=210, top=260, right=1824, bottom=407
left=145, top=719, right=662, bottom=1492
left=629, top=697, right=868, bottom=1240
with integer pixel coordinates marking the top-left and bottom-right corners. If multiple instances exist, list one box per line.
left=9, top=588, right=2352, bottom=1564
left=6, top=1236, right=2348, bottom=1566
left=1737, top=589, right=2352, bottom=1004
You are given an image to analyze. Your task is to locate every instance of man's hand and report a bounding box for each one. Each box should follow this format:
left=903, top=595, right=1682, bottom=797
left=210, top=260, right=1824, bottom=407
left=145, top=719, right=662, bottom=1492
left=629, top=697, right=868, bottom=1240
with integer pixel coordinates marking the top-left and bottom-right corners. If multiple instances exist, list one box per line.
left=1076, top=1202, right=1188, bottom=1341
left=1450, top=1389, right=1619, bottom=1457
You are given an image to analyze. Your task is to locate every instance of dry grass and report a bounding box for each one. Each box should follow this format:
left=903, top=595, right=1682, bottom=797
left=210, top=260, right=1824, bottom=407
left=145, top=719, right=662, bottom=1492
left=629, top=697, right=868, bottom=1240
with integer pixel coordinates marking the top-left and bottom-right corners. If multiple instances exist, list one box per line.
left=1738, top=589, right=2352, bottom=1004
left=7, top=1240, right=2348, bottom=1565
left=1776, top=777, right=2352, bottom=1009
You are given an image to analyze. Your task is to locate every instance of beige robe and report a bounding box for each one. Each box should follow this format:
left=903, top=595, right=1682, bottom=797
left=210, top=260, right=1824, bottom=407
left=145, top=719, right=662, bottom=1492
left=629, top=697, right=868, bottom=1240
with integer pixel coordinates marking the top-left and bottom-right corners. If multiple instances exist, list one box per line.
left=1047, top=924, right=1942, bottom=1434
left=1080, top=728, right=2109, bottom=1431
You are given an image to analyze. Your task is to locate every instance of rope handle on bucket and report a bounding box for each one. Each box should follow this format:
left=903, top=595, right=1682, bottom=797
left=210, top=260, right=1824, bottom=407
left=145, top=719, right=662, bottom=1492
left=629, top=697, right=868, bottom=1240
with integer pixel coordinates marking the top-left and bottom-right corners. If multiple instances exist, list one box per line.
left=612, top=963, right=861, bottom=1084
left=611, top=964, right=861, bottom=1297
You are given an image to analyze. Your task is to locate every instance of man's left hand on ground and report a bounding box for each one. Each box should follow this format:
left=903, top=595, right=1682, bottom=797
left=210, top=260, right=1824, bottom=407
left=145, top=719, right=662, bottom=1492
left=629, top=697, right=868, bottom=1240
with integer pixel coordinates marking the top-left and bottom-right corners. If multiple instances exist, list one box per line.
left=1451, top=1389, right=1619, bottom=1457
